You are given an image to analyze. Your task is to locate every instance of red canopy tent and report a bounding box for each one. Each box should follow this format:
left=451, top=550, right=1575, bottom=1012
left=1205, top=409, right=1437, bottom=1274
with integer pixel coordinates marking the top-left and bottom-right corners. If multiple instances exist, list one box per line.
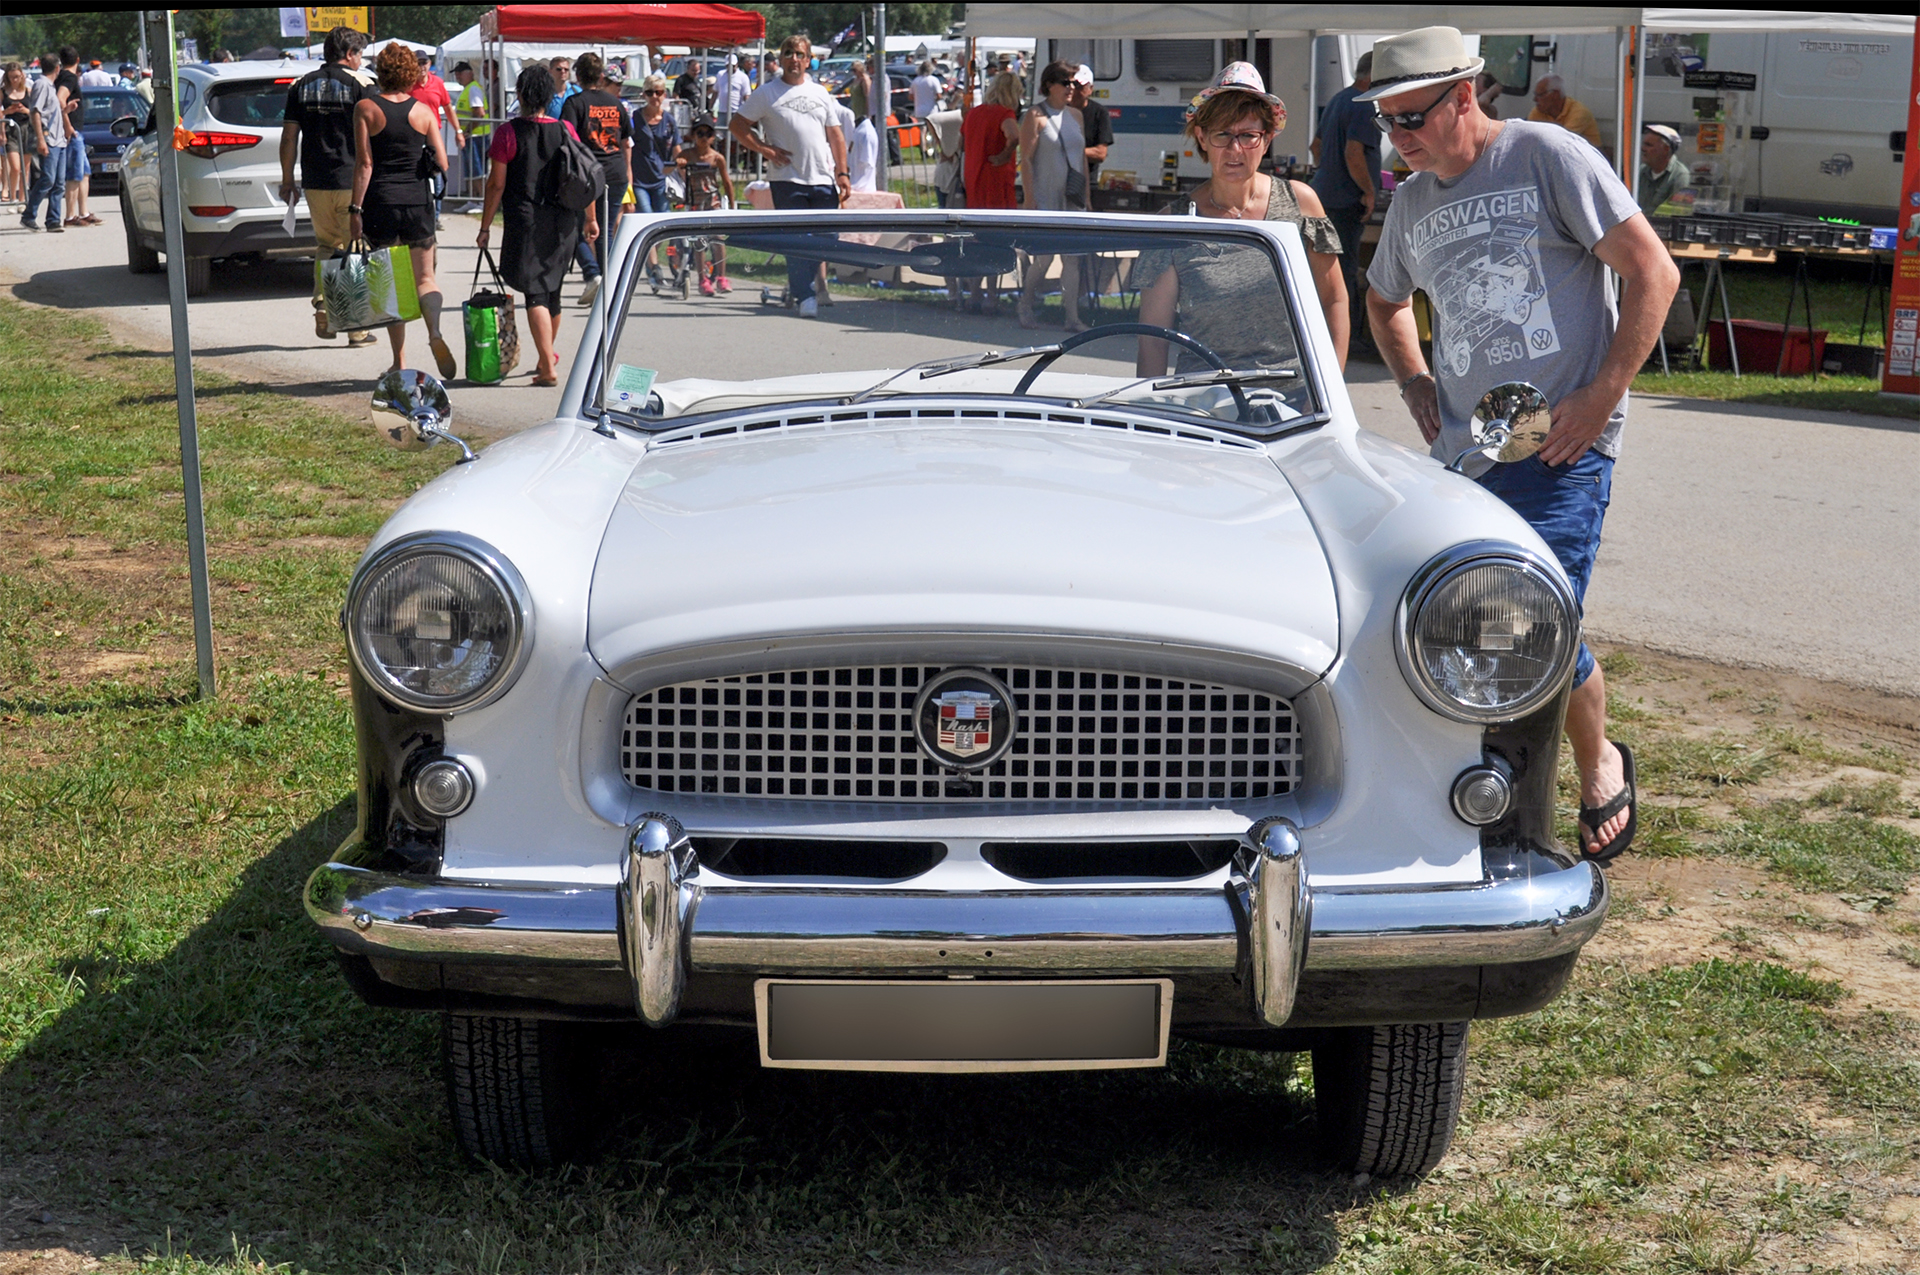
left=481, top=4, right=766, bottom=45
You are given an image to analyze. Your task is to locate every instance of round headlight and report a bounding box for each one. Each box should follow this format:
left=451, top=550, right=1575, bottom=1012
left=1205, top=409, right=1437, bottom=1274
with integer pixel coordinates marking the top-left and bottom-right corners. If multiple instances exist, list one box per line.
left=1396, top=546, right=1578, bottom=723
left=347, top=533, right=532, bottom=713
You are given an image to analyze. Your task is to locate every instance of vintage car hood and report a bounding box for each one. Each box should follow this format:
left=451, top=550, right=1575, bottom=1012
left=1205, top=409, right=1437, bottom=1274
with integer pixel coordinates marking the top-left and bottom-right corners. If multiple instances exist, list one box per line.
left=587, top=421, right=1338, bottom=681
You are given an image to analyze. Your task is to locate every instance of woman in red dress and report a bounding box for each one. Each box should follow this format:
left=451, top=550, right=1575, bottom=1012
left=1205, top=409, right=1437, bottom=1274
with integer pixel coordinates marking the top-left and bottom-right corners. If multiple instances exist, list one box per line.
left=960, top=70, right=1021, bottom=312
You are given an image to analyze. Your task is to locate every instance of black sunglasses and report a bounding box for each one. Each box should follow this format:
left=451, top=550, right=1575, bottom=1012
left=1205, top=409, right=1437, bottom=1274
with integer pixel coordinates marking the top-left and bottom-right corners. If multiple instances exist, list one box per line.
left=1373, top=81, right=1461, bottom=133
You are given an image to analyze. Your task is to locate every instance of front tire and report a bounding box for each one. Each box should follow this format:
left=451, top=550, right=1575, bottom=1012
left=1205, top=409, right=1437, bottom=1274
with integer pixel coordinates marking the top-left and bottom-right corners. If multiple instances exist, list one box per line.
left=123, top=191, right=160, bottom=274
left=442, top=1014, right=594, bottom=1168
left=1312, top=1021, right=1468, bottom=1177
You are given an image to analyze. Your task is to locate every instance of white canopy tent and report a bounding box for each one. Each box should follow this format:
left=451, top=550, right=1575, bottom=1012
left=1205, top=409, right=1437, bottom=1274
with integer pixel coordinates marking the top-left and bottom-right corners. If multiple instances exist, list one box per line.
left=436, top=22, right=654, bottom=74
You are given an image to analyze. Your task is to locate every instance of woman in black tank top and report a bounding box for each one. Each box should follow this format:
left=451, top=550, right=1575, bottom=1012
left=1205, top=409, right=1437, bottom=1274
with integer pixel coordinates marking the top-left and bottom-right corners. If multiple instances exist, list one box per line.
left=351, top=44, right=453, bottom=378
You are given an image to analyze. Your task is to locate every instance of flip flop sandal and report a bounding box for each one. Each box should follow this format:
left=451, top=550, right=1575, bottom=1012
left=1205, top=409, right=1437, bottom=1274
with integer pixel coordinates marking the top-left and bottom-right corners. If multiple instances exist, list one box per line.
left=1579, top=740, right=1637, bottom=864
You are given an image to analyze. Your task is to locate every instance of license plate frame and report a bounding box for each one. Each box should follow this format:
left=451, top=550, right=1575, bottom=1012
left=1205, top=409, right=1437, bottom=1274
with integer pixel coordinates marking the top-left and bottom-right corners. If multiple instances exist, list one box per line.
left=755, top=978, right=1173, bottom=1073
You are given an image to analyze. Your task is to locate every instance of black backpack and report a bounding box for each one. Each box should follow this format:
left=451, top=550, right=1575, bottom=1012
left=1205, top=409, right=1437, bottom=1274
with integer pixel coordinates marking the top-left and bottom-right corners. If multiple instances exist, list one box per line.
left=540, top=121, right=607, bottom=211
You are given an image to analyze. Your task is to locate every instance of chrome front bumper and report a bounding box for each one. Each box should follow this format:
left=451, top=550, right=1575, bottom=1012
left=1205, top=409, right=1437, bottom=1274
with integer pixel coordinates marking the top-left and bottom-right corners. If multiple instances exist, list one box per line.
left=307, top=816, right=1607, bottom=1029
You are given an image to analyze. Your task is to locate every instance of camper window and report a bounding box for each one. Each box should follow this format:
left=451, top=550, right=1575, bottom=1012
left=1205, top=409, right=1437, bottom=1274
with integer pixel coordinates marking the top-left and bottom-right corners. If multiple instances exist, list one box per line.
left=1135, top=40, right=1216, bottom=83
left=1051, top=39, right=1121, bottom=81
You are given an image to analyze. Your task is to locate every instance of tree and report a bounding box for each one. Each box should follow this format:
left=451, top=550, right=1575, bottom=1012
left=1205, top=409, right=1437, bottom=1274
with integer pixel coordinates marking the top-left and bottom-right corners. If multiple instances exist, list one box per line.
left=371, top=6, right=489, bottom=47
left=1, top=11, right=143, bottom=63
left=737, top=4, right=962, bottom=47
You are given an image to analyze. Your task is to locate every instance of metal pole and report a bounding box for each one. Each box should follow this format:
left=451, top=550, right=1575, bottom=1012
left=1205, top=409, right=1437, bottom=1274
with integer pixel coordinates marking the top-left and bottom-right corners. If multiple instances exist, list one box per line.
left=143, top=9, right=216, bottom=699
left=872, top=3, right=888, bottom=195
left=1629, top=24, right=1647, bottom=206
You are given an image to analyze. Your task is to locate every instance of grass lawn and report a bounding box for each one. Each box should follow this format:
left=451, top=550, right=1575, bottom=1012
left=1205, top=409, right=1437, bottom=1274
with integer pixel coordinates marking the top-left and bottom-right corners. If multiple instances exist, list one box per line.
left=2, top=296, right=1917, bottom=1273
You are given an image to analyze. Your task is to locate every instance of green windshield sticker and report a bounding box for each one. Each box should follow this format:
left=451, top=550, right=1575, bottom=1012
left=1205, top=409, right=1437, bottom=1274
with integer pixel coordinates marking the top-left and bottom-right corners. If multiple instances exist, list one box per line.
left=611, top=364, right=657, bottom=404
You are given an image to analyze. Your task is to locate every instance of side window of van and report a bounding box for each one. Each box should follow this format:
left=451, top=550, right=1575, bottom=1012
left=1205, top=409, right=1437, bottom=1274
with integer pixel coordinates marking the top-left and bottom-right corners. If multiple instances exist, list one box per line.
left=1050, top=39, right=1121, bottom=81
left=1135, top=40, right=1215, bottom=83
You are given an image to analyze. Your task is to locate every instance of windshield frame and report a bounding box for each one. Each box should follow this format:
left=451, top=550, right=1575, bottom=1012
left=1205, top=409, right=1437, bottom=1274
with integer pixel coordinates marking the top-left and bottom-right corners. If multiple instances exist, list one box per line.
left=585, top=209, right=1333, bottom=442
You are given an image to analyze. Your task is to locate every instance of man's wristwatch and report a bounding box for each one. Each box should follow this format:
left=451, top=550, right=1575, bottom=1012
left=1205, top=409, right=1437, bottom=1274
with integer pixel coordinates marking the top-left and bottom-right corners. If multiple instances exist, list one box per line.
left=347, top=204, right=363, bottom=214
left=1398, top=371, right=1434, bottom=395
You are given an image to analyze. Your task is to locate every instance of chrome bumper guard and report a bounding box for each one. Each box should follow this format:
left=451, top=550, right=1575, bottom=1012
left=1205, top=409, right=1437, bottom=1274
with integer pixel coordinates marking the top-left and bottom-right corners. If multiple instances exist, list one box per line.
left=306, top=816, right=1606, bottom=1028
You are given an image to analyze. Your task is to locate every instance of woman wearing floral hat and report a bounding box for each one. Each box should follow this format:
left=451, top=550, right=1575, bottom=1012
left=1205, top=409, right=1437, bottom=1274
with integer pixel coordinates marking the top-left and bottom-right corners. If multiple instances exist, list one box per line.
left=1135, top=62, right=1351, bottom=374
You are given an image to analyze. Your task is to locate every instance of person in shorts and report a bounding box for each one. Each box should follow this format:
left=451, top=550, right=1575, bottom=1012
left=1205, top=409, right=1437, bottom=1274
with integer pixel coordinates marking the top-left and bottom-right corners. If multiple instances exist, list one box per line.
left=561, top=53, right=637, bottom=306
left=1361, top=26, right=1679, bottom=862
left=351, top=43, right=454, bottom=378
left=282, top=27, right=378, bottom=345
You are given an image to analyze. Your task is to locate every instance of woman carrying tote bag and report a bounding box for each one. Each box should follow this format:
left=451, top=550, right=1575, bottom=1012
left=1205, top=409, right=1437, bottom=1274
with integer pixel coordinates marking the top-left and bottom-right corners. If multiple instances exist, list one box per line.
left=476, top=65, right=600, bottom=387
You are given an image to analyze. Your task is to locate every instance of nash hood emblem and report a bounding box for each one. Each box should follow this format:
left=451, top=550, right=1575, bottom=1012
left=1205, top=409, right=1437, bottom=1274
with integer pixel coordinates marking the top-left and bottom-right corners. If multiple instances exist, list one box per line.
left=913, top=668, right=1017, bottom=771
left=935, top=690, right=997, bottom=756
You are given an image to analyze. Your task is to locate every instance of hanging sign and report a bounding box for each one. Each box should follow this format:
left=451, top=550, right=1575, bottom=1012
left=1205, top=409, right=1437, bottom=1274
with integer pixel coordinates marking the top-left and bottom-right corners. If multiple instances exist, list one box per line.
left=304, top=7, right=371, bottom=36
left=1884, top=37, right=1920, bottom=395
left=279, top=8, right=307, bottom=38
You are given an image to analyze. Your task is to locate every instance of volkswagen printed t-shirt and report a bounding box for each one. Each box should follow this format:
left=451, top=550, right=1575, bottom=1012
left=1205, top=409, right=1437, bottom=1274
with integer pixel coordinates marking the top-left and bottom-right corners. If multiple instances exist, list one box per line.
left=561, top=87, right=635, bottom=186
left=284, top=64, right=371, bottom=190
left=737, top=78, right=839, bottom=186
left=1367, top=121, right=1640, bottom=476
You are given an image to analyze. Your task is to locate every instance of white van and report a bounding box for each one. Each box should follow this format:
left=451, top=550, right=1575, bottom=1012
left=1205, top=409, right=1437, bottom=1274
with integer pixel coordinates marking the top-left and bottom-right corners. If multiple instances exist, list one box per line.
left=1044, top=38, right=1315, bottom=192
left=1507, top=28, right=1910, bottom=224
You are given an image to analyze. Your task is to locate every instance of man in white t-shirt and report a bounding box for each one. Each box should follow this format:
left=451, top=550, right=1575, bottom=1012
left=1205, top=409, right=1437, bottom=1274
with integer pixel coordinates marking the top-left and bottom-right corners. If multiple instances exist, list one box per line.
left=910, top=61, right=941, bottom=121
left=731, top=34, right=849, bottom=317
left=713, top=55, right=750, bottom=121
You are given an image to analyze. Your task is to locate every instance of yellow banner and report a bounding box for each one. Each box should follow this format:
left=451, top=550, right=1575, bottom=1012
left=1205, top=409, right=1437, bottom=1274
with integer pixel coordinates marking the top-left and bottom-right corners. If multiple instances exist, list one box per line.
left=305, top=7, right=371, bottom=36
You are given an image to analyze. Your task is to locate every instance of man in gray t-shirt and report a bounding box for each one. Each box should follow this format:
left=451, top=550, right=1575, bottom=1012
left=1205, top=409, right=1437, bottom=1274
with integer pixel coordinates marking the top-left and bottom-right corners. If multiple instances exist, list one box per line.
left=1361, top=26, right=1678, bottom=863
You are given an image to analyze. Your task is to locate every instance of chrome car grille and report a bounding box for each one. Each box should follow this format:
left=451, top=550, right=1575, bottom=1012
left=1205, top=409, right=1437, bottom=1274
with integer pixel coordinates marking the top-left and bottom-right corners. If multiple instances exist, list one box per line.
left=621, top=665, right=1301, bottom=803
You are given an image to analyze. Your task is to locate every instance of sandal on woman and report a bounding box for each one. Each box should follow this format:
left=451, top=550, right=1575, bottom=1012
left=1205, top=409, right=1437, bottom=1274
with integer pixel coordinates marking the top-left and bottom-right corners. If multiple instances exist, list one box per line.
left=429, top=335, right=457, bottom=380
left=1578, top=741, right=1638, bottom=864
left=1016, top=307, right=1040, bottom=330
left=1063, top=318, right=1090, bottom=335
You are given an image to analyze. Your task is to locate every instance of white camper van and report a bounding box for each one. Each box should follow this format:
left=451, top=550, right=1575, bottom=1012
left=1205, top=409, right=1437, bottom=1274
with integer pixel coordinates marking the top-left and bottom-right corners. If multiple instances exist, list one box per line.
left=1044, top=38, right=1314, bottom=193
left=1493, top=28, right=1910, bottom=224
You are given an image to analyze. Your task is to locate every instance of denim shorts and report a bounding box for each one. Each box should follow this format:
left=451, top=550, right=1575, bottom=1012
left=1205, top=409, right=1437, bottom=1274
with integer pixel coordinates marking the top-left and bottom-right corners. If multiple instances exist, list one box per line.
left=1475, top=449, right=1614, bottom=688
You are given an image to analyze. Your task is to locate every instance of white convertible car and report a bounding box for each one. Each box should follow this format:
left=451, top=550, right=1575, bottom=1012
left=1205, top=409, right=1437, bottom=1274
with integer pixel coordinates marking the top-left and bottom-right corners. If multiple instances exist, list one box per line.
left=307, top=209, right=1604, bottom=1175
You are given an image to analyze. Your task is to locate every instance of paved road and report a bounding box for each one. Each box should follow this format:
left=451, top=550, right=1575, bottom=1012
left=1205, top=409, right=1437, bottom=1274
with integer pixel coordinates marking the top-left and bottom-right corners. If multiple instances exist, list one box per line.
left=4, top=202, right=1916, bottom=696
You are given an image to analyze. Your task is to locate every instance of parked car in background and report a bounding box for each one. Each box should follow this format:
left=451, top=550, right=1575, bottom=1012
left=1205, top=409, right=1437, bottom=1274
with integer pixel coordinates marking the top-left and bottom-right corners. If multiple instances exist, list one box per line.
left=308, top=208, right=1609, bottom=1176
left=76, top=87, right=150, bottom=194
left=119, top=60, right=314, bottom=296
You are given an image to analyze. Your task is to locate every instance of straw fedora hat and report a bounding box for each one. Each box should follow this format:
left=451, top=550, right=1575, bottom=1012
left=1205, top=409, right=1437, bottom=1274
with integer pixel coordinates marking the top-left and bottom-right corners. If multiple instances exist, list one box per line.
left=1355, top=26, right=1485, bottom=103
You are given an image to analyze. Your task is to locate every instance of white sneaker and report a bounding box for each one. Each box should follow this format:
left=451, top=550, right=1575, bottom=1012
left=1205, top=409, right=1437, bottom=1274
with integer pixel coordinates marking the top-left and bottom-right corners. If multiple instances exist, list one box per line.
left=798, top=296, right=818, bottom=318
left=578, top=276, right=601, bottom=308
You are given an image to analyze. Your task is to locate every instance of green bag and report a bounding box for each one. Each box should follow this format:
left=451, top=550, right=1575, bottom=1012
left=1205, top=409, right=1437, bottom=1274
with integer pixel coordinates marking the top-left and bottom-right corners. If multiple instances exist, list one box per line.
left=463, top=248, right=519, bottom=385
left=321, top=242, right=420, bottom=331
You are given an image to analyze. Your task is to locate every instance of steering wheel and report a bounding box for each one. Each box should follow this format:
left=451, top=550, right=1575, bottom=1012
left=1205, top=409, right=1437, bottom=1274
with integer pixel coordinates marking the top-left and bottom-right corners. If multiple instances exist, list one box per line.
left=1011, top=322, right=1251, bottom=417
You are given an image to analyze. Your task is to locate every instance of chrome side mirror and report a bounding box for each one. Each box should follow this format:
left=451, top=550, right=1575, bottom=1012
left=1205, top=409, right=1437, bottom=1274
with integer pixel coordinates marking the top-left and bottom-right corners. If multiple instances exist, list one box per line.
left=369, top=370, right=475, bottom=463
left=1446, top=381, right=1551, bottom=473
left=110, top=116, right=138, bottom=139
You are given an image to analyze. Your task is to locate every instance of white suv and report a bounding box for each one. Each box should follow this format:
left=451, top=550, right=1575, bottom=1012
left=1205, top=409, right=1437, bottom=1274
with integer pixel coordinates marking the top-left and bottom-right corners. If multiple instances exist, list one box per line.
left=121, top=61, right=317, bottom=296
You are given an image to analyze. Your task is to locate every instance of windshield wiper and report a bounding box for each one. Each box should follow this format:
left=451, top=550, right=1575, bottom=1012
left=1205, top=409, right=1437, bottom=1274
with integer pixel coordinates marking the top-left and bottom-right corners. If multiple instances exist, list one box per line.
left=1073, top=367, right=1297, bottom=411
left=841, top=344, right=1063, bottom=405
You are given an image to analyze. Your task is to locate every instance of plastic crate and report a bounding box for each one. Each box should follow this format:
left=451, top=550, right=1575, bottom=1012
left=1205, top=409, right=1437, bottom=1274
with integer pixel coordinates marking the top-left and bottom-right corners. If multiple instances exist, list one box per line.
left=1713, top=216, right=1782, bottom=249
left=1823, top=223, right=1872, bottom=250
left=1668, top=216, right=1718, bottom=245
left=1707, top=319, right=1827, bottom=374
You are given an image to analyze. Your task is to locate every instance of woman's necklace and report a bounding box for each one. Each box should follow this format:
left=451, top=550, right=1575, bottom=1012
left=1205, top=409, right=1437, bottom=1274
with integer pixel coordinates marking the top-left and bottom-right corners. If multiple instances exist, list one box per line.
left=1200, top=177, right=1260, bottom=219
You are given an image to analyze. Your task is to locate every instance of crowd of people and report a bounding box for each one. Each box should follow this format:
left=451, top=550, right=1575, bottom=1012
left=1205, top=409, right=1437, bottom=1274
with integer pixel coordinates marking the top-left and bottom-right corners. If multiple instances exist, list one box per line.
left=4, top=46, right=139, bottom=232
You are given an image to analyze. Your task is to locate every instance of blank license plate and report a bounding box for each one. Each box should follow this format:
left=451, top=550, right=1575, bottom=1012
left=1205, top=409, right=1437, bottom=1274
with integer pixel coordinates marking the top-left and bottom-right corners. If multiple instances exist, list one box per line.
left=756, top=978, right=1172, bottom=1073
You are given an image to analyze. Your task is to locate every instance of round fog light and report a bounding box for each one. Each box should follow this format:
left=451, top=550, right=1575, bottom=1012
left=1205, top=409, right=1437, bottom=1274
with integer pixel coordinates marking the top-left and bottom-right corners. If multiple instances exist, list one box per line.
left=413, top=758, right=475, bottom=818
left=1450, top=764, right=1513, bottom=826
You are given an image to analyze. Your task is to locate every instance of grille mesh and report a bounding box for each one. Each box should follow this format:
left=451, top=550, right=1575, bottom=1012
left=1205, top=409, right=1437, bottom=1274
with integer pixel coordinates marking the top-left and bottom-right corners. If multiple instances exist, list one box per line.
left=621, top=665, right=1301, bottom=804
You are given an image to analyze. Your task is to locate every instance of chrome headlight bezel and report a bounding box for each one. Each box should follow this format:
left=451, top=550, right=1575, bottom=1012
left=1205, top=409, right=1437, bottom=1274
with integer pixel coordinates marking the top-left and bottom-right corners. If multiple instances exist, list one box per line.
left=346, top=531, right=534, bottom=715
left=1394, top=541, right=1579, bottom=725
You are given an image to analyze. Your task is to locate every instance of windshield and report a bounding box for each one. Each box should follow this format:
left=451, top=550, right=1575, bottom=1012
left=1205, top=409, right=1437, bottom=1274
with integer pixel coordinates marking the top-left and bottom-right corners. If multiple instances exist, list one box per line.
left=80, top=92, right=148, bottom=127
left=601, top=217, right=1323, bottom=437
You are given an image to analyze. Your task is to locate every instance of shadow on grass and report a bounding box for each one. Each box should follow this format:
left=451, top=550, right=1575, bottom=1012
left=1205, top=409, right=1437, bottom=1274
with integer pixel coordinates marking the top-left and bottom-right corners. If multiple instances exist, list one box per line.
left=2, top=799, right=1378, bottom=1273
left=1631, top=387, right=1920, bottom=431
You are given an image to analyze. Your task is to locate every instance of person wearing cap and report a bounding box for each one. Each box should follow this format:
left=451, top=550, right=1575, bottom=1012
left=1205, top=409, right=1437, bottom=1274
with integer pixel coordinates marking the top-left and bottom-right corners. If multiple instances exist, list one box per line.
left=1638, top=124, right=1690, bottom=213
left=453, top=63, right=489, bottom=197
left=1360, top=26, right=1678, bottom=863
left=80, top=60, right=114, bottom=88
left=1067, top=64, right=1112, bottom=187
left=1529, top=74, right=1603, bottom=151
left=1134, top=62, right=1348, bottom=374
